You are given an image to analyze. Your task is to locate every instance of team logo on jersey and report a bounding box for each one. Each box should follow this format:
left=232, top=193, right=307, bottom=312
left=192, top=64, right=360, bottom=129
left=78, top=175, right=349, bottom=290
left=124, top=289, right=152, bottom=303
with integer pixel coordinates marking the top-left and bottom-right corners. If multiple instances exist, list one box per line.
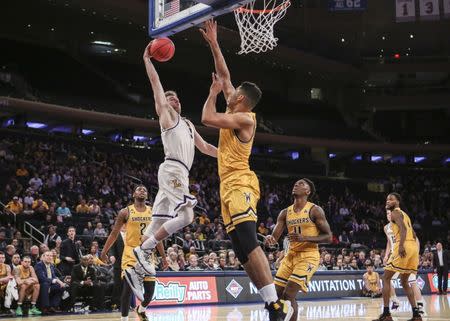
left=307, top=263, right=314, bottom=272
left=171, top=178, right=182, bottom=188
left=244, top=192, right=251, bottom=204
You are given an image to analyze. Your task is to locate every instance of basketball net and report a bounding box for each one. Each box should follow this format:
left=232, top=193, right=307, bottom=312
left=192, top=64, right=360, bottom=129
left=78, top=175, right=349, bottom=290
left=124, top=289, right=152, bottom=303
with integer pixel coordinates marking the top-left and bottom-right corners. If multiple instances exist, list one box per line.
left=234, top=0, right=291, bottom=55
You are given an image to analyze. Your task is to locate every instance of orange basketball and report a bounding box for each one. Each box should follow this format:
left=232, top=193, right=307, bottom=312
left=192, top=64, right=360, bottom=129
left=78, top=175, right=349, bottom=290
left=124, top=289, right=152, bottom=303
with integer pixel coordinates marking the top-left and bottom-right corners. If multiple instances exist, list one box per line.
left=148, top=38, right=175, bottom=62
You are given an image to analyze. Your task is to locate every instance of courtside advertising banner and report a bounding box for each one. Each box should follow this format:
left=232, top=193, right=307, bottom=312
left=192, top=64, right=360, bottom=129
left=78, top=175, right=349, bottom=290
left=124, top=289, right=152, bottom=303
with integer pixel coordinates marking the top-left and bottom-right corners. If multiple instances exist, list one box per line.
left=150, top=276, right=218, bottom=306
left=427, top=272, right=450, bottom=293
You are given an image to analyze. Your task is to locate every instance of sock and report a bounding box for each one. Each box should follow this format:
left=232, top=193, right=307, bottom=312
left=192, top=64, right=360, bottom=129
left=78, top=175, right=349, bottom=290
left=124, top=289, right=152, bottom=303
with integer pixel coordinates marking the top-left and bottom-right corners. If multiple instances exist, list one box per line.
left=138, top=305, right=146, bottom=313
left=31, top=302, right=36, bottom=307
left=259, top=283, right=278, bottom=304
left=141, top=235, right=158, bottom=252
left=18, top=303, right=22, bottom=306
left=417, top=300, right=423, bottom=306
left=121, top=317, right=129, bottom=321
left=413, top=307, right=420, bottom=317
left=383, top=306, right=390, bottom=315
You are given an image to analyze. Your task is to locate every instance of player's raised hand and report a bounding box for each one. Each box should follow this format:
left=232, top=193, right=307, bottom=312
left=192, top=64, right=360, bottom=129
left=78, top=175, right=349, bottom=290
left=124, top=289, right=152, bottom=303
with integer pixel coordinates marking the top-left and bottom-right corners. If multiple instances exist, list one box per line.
left=143, top=42, right=153, bottom=61
left=200, top=19, right=218, bottom=45
left=265, top=235, right=277, bottom=246
left=210, top=73, right=223, bottom=95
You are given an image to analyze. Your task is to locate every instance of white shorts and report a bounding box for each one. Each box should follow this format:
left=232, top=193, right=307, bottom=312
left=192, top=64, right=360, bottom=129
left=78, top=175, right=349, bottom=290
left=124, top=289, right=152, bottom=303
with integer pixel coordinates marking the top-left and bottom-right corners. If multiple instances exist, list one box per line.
left=392, top=272, right=417, bottom=282
left=151, top=161, right=197, bottom=221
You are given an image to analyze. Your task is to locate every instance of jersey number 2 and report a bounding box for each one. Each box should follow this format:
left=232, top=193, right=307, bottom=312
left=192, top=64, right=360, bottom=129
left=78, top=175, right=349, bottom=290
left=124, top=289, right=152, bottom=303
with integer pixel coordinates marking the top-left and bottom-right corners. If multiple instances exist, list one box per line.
left=140, top=223, right=147, bottom=236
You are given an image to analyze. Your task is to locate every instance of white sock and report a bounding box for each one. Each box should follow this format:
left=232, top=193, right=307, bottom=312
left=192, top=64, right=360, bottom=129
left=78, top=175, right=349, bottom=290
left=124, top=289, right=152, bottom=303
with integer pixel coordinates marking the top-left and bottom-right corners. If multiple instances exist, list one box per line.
left=121, top=317, right=129, bottom=321
left=392, top=295, right=399, bottom=302
left=138, top=305, right=146, bottom=313
left=259, top=283, right=278, bottom=304
left=141, top=235, right=158, bottom=252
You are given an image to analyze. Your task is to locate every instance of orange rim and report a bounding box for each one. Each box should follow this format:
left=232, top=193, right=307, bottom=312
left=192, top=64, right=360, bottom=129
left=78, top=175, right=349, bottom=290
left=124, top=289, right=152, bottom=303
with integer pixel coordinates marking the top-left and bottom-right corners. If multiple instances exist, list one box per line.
left=235, top=0, right=290, bottom=14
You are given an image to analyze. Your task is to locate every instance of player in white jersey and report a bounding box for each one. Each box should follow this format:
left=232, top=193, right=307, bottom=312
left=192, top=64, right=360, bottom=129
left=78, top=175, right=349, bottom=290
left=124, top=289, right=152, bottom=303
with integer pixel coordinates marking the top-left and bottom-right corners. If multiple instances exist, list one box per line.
left=125, top=43, right=217, bottom=299
left=384, top=210, right=424, bottom=314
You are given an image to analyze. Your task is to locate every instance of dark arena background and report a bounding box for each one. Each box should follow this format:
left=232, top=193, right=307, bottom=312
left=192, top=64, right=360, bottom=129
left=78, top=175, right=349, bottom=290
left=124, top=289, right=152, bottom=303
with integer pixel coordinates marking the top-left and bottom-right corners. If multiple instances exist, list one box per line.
left=0, top=0, right=449, bottom=320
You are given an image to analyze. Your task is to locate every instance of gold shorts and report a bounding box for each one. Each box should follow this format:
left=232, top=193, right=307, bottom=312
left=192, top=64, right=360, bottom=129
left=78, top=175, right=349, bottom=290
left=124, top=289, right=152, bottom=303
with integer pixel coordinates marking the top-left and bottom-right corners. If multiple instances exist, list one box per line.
left=121, top=246, right=156, bottom=282
left=274, top=250, right=319, bottom=292
left=385, top=241, right=419, bottom=274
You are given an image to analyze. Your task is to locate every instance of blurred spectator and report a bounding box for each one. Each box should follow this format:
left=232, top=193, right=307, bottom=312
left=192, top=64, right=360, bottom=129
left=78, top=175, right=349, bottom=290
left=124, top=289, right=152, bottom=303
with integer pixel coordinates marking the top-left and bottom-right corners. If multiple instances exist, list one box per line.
left=23, top=190, right=34, bottom=207
left=433, top=242, right=449, bottom=294
left=257, top=222, right=269, bottom=236
left=5, top=245, right=16, bottom=265
left=93, top=223, right=107, bottom=238
left=28, top=173, right=43, bottom=192
left=5, top=196, right=23, bottom=215
left=56, top=202, right=71, bottom=218
left=11, top=253, right=21, bottom=270
left=359, top=219, right=370, bottom=231
left=32, top=197, right=49, bottom=216
left=76, top=199, right=90, bottom=214
left=362, top=260, right=382, bottom=298
left=44, top=225, right=62, bottom=250
left=59, top=227, right=80, bottom=276
left=88, top=200, right=101, bottom=216
left=29, top=245, right=40, bottom=266
left=182, top=234, right=195, bottom=253
left=0, top=251, right=13, bottom=300
left=338, top=231, right=351, bottom=246
left=357, top=251, right=366, bottom=269
left=186, top=254, right=202, bottom=271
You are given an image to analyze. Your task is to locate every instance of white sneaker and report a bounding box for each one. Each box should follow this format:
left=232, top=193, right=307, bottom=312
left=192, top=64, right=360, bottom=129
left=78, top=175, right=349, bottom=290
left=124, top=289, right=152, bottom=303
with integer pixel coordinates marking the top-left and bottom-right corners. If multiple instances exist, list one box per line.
left=133, top=247, right=155, bottom=275
left=124, top=267, right=144, bottom=302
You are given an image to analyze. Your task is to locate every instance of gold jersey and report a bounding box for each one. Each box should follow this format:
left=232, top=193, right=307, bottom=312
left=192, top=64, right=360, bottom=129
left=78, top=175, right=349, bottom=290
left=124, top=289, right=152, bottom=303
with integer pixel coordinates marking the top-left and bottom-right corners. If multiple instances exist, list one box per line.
left=125, top=204, right=152, bottom=248
left=16, top=265, right=31, bottom=279
left=218, top=112, right=256, bottom=181
left=365, top=271, right=379, bottom=291
left=0, top=263, right=7, bottom=278
left=391, top=208, right=415, bottom=249
left=286, top=202, right=319, bottom=252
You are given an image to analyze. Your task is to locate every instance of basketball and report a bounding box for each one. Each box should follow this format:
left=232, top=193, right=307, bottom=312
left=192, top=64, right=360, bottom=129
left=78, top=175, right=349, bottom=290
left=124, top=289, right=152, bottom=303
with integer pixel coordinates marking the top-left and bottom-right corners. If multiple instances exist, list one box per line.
left=148, top=38, right=175, bottom=62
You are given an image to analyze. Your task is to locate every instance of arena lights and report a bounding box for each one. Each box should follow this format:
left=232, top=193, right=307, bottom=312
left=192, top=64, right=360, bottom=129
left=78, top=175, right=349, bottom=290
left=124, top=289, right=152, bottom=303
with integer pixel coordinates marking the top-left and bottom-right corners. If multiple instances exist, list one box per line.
left=3, top=119, right=14, bottom=127
left=92, top=41, right=114, bottom=46
left=414, top=156, right=426, bottom=163
left=81, top=129, right=94, bottom=135
left=354, top=155, right=362, bottom=161
left=26, top=122, right=47, bottom=129
left=329, top=153, right=336, bottom=159
left=370, top=155, right=382, bottom=162
left=444, top=157, right=450, bottom=164
left=291, top=152, right=299, bottom=160
left=133, top=135, right=147, bottom=141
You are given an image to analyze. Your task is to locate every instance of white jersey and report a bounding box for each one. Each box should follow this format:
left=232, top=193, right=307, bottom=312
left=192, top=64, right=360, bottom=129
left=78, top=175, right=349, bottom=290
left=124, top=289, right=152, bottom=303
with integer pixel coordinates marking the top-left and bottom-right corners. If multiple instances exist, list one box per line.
left=384, top=223, right=395, bottom=253
left=161, top=115, right=195, bottom=170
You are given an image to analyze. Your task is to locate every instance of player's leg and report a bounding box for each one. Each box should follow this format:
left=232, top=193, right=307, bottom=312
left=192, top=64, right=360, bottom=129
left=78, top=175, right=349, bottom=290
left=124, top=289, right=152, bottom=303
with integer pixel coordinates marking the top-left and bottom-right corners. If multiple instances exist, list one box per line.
left=373, top=269, right=395, bottom=321
left=390, top=273, right=400, bottom=310
left=120, top=279, right=133, bottom=321
left=15, top=284, right=28, bottom=315
left=400, top=273, right=421, bottom=320
left=29, top=283, right=41, bottom=315
left=409, top=274, right=424, bottom=314
left=135, top=278, right=156, bottom=321
left=281, top=281, right=300, bottom=321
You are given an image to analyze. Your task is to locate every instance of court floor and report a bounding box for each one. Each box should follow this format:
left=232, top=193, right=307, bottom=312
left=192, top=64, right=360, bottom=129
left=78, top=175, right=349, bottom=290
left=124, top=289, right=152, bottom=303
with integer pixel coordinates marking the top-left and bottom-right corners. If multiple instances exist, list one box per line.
left=20, top=294, right=450, bottom=321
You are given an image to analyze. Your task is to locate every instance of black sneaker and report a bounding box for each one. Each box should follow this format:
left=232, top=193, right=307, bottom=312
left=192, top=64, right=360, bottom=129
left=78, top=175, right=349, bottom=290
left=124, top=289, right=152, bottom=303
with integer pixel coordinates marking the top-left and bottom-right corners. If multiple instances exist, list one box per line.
left=372, top=314, right=393, bottom=321
left=135, top=307, right=149, bottom=321
left=265, top=299, right=293, bottom=321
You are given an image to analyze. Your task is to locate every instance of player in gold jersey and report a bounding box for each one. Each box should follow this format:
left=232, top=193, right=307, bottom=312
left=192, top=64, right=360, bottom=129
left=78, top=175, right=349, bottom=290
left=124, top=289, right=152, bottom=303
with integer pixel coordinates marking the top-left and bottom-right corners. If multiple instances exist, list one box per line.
left=201, top=19, right=292, bottom=321
left=101, top=185, right=166, bottom=321
left=14, top=256, right=41, bottom=316
left=266, top=179, right=332, bottom=321
left=374, top=193, right=421, bottom=321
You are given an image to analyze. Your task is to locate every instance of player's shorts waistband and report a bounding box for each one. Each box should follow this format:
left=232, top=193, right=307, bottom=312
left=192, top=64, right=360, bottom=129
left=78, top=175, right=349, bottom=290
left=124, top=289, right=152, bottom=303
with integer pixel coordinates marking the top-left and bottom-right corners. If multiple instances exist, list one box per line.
left=164, top=158, right=190, bottom=172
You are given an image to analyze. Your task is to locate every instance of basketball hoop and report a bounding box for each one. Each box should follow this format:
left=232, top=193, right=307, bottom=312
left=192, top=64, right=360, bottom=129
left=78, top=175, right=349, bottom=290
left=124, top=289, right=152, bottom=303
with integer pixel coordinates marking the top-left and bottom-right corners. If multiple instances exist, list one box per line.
left=234, top=0, right=291, bottom=55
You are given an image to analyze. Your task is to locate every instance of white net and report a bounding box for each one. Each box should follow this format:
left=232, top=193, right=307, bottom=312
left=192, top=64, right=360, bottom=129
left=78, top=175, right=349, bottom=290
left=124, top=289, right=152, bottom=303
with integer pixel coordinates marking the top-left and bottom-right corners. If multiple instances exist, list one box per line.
left=234, top=0, right=291, bottom=55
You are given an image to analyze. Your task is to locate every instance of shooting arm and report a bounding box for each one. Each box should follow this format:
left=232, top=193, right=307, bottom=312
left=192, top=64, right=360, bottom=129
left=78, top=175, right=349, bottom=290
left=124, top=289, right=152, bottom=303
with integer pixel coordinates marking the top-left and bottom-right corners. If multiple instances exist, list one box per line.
left=143, top=57, right=171, bottom=117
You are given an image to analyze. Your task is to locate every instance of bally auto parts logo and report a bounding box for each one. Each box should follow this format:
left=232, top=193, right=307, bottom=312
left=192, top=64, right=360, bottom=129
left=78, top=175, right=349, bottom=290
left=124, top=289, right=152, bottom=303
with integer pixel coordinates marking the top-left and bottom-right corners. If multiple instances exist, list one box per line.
left=416, top=275, right=425, bottom=290
left=153, top=281, right=187, bottom=303
left=226, top=279, right=243, bottom=298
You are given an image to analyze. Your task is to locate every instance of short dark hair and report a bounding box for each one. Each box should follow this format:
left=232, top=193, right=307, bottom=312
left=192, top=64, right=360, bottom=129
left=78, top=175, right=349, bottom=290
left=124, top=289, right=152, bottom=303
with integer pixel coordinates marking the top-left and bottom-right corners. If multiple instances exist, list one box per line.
left=165, top=90, right=178, bottom=97
left=0, top=251, right=4, bottom=256
left=22, top=256, right=31, bottom=261
left=239, top=81, right=262, bottom=109
left=67, top=226, right=76, bottom=232
left=134, top=184, right=147, bottom=193
left=302, top=178, right=316, bottom=199
left=389, top=192, right=402, bottom=203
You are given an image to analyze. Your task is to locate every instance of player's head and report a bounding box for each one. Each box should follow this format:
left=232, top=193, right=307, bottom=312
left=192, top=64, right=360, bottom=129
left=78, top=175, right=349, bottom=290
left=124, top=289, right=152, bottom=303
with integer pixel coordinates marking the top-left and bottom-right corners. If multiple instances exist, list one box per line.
left=386, top=209, right=392, bottom=222
left=386, top=193, right=401, bottom=211
left=133, top=185, right=148, bottom=201
left=292, top=178, right=316, bottom=199
left=228, top=82, right=262, bottom=111
left=165, top=90, right=181, bottom=114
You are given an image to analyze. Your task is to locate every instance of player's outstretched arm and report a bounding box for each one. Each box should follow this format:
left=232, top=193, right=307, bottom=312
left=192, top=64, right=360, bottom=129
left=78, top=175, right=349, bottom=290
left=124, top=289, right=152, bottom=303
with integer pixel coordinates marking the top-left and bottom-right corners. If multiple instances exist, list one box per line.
left=288, top=206, right=333, bottom=244
left=143, top=43, right=174, bottom=121
left=200, top=19, right=235, bottom=100
left=100, top=208, right=127, bottom=263
left=201, top=73, right=253, bottom=130
left=265, top=209, right=287, bottom=245
left=193, top=129, right=217, bottom=158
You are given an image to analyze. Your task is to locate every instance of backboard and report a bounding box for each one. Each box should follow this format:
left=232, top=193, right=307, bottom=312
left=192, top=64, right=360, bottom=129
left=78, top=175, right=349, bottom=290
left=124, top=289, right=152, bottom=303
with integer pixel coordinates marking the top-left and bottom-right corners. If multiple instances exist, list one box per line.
left=149, top=0, right=253, bottom=38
